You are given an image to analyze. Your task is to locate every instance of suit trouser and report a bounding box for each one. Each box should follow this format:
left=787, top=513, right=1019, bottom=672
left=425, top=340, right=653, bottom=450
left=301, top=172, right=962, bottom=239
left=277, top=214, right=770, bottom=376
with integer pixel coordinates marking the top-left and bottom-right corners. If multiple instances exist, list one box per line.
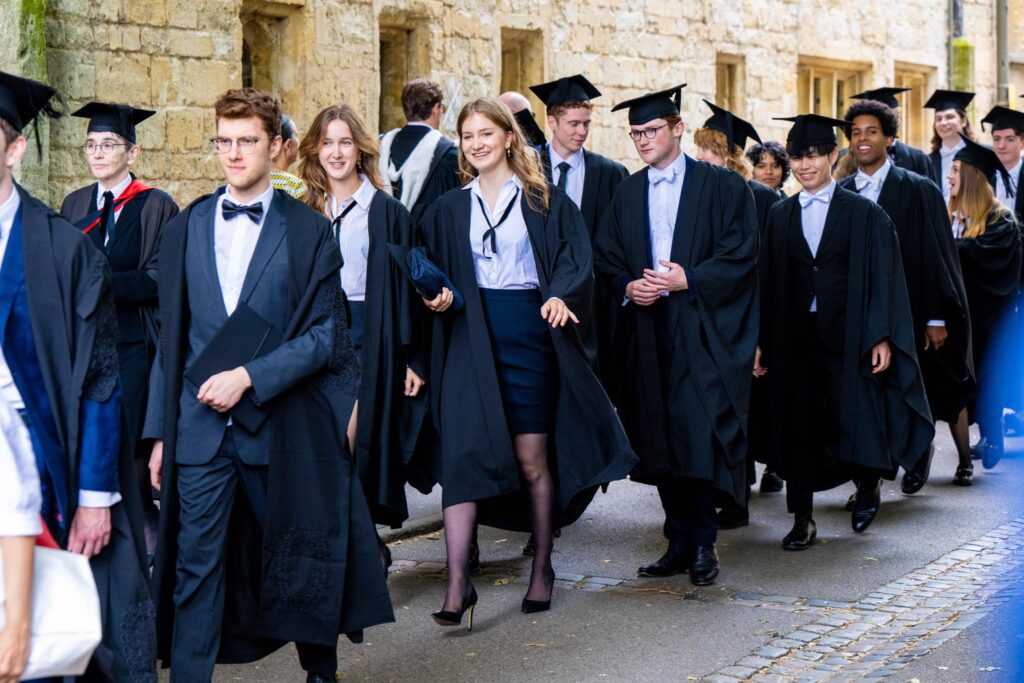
left=657, top=477, right=718, bottom=551
left=785, top=315, right=881, bottom=516
left=171, top=429, right=336, bottom=682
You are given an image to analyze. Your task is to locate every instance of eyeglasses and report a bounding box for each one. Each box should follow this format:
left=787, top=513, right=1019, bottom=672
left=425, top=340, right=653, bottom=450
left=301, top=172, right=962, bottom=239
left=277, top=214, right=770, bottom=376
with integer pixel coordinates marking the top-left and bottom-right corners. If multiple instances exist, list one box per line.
left=210, top=137, right=264, bottom=154
left=628, top=124, right=668, bottom=141
left=82, top=141, right=131, bottom=154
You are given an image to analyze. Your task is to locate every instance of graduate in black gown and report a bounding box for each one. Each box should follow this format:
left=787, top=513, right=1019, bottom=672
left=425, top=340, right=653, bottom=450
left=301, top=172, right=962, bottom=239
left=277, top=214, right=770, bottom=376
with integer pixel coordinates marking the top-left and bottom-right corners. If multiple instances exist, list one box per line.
left=746, top=140, right=790, bottom=199
left=925, top=89, right=977, bottom=197
left=946, top=136, right=1022, bottom=480
left=692, top=100, right=781, bottom=528
left=378, top=78, right=461, bottom=227
left=0, top=71, right=156, bottom=681
left=594, top=85, right=758, bottom=584
left=419, top=97, right=635, bottom=626
left=850, top=87, right=935, bottom=181
left=60, top=102, right=179, bottom=555
left=757, top=114, right=933, bottom=550
left=297, top=103, right=427, bottom=539
left=839, top=99, right=974, bottom=494
left=529, top=75, right=628, bottom=388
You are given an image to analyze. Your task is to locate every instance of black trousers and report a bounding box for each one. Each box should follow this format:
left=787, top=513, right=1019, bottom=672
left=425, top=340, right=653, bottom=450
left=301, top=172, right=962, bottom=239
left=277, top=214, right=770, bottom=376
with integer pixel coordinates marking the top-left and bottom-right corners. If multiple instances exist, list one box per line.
left=657, top=476, right=718, bottom=551
left=171, top=429, right=336, bottom=682
left=784, top=314, right=882, bottom=516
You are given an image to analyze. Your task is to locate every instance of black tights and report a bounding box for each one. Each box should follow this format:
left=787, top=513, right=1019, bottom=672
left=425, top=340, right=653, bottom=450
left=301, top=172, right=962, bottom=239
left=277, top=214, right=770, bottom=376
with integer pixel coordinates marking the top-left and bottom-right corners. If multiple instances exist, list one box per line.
left=441, top=433, right=555, bottom=611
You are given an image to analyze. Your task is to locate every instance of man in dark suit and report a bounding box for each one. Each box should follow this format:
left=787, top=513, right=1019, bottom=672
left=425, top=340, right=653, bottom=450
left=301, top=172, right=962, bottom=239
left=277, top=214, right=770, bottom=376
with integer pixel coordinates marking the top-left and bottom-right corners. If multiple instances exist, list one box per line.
left=145, top=88, right=392, bottom=683
left=377, top=78, right=460, bottom=226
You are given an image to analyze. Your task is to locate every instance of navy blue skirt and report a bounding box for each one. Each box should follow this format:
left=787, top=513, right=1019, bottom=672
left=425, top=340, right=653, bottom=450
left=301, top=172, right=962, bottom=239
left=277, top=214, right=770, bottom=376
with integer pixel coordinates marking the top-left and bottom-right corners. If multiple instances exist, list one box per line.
left=347, top=299, right=366, bottom=351
left=479, top=288, right=556, bottom=434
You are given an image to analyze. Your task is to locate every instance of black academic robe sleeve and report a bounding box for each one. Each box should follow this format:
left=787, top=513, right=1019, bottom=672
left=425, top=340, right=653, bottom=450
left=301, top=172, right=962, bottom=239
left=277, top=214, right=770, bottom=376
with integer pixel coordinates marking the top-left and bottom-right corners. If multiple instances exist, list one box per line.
left=110, top=189, right=177, bottom=304
left=409, top=144, right=461, bottom=226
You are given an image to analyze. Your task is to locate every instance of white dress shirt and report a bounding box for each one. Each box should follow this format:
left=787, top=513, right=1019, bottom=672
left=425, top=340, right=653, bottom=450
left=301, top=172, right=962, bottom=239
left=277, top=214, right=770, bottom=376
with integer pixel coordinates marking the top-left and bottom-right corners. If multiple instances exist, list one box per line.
left=329, top=176, right=375, bottom=303
left=996, top=159, right=1022, bottom=207
left=647, top=152, right=687, bottom=275
left=467, top=175, right=539, bottom=290
left=215, top=184, right=274, bottom=315
left=0, top=394, right=41, bottom=537
left=549, top=145, right=586, bottom=208
left=952, top=212, right=970, bottom=239
left=0, top=188, right=23, bottom=412
left=95, top=172, right=133, bottom=225
left=799, top=179, right=837, bottom=312
left=853, top=159, right=892, bottom=204
left=939, top=139, right=966, bottom=202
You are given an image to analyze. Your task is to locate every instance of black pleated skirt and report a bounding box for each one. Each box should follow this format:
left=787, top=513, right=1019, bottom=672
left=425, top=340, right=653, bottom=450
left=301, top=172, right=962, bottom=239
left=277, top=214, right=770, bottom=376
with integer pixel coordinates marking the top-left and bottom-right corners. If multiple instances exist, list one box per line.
left=479, top=288, right=556, bottom=434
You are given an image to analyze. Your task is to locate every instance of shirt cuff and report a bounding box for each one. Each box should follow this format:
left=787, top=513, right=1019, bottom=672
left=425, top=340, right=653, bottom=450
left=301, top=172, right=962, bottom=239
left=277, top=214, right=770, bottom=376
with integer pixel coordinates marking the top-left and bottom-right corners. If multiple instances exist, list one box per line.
left=78, top=490, right=122, bottom=508
left=926, top=320, right=946, bottom=327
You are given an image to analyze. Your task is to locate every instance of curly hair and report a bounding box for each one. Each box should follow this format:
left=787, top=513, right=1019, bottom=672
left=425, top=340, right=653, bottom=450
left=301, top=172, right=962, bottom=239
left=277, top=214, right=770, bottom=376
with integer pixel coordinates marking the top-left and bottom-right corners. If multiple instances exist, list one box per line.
left=214, top=88, right=282, bottom=139
left=745, top=141, right=790, bottom=186
left=694, top=127, right=752, bottom=180
left=844, top=100, right=899, bottom=138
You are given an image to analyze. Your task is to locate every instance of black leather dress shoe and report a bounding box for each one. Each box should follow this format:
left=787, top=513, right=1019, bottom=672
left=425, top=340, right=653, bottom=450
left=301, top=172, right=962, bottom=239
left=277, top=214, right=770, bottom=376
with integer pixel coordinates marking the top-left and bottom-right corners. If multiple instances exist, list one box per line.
left=851, top=480, right=882, bottom=533
left=689, top=546, right=719, bottom=586
left=782, top=517, right=816, bottom=550
left=901, top=444, right=934, bottom=494
left=716, top=501, right=749, bottom=529
left=982, top=440, right=1003, bottom=470
left=760, top=468, right=784, bottom=493
left=307, top=673, right=335, bottom=682
left=638, top=549, right=689, bottom=577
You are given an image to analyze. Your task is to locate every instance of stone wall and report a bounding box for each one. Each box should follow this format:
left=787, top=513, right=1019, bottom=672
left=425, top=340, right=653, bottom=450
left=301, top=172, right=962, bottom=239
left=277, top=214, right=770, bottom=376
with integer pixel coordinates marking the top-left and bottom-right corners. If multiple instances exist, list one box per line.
left=17, top=0, right=1020, bottom=206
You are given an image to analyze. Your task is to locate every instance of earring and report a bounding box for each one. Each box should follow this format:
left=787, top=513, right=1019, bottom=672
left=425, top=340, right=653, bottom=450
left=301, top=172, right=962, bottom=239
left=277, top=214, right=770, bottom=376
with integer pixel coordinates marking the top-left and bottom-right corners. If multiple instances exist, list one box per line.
left=506, top=147, right=511, bottom=158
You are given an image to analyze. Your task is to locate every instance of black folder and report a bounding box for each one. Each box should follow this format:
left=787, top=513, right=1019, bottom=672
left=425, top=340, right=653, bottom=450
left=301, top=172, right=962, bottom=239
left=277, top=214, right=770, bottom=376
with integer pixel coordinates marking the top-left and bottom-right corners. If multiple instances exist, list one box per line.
left=184, top=302, right=283, bottom=433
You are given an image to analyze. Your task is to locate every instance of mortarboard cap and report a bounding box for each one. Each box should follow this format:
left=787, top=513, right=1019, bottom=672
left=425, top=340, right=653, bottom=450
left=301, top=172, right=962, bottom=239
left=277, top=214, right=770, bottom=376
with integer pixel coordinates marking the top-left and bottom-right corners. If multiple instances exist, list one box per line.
left=612, top=83, right=686, bottom=126
left=775, top=114, right=851, bottom=149
left=980, top=105, right=1024, bottom=133
left=924, top=89, right=975, bottom=112
left=954, top=133, right=1014, bottom=198
left=851, top=87, right=910, bottom=109
left=529, top=75, right=601, bottom=110
left=700, top=100, right=761, bottom=153
left=0, top=70, right=58, bottom=133
left=72, top=102, right=156, bottom=144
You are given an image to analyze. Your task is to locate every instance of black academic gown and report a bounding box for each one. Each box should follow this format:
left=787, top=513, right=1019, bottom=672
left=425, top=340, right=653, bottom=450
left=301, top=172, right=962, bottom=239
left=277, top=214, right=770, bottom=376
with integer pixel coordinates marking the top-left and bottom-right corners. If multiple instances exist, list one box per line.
left=353, top=191, right=428, bottom=528
left=890, top=140, right=935, bottom=183
left=760, top=188, right=934, bottom=488
left=60, top=179, right=178, bottom=456
left=408, top=139, right=461, bottom=227
left=593, top=157, right=759, bottom=505
left=151, top=191, right=393, bottom=665
left=418, top=185, right=637, bottom=532
left=956, top=213, right=1022, bottom=426
left=539, top=145, right=629, bottom=392
left=13, top=184, right=155, bottom=680
left=839, top=165, right=975, bottom=422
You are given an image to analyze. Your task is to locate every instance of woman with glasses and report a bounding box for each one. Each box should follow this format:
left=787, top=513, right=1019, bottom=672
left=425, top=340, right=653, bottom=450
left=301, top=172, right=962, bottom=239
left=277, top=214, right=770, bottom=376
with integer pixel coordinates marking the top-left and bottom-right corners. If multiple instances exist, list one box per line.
left=947, top=136, right=1022, bottom=482
left=296, top=104, right=428, bottom=556
left=419, top=96, right=635, bottom=628
left=60, top=102, right=179, bottom=558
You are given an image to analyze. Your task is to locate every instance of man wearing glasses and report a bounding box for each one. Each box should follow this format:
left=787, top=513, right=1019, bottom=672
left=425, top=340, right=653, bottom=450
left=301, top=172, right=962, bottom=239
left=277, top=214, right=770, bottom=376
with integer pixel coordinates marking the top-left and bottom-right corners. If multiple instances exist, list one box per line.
left=594, top=85, right=759, bottom=586
left=61, top=102, right=178, bottom=559
left=144, top=87, right=393, bottom=682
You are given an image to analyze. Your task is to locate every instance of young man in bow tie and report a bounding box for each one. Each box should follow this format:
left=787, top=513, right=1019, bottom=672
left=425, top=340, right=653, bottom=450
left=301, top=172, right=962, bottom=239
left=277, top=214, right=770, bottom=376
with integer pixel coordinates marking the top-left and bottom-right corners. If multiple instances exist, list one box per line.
left=839, top=99, right=974, bottom=496
left=144, top=88, right=392, bottom=682
left=757, top=114, right=933, bottom=551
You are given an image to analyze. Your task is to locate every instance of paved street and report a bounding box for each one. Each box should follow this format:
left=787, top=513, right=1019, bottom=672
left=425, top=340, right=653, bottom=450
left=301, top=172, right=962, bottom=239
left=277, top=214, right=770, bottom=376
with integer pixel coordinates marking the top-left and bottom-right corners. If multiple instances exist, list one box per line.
left=178, top=425, right=1024, bottom=682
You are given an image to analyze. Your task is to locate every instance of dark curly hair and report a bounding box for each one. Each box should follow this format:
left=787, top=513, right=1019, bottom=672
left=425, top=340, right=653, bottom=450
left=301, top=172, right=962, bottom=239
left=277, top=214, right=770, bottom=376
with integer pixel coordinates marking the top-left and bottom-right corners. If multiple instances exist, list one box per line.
left=745, top=140, right=790, bottom=186
left=843, top=100, right=899, bottom=138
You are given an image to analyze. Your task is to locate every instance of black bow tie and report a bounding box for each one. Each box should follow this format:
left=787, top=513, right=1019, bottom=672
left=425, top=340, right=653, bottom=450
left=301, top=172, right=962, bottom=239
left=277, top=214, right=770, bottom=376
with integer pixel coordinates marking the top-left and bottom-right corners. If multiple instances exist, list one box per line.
left=222, top=199, right=264, bottom=223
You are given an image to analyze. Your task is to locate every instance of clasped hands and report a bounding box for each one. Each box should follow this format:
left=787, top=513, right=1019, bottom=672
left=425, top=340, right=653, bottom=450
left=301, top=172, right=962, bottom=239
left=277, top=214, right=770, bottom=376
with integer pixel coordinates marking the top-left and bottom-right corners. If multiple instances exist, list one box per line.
left=626, top=260, right=688, bottom=306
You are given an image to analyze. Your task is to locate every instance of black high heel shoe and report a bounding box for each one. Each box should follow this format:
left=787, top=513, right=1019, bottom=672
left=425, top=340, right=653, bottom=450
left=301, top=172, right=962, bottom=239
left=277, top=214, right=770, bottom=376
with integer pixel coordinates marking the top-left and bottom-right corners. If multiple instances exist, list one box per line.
left=432, top=585, right=478, bottom=631
left=521, top=565, right=555, bottom=614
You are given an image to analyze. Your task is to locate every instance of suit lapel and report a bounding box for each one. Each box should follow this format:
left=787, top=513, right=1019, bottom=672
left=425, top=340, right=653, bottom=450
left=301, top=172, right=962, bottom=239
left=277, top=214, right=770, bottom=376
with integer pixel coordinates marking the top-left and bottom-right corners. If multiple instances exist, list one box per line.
left=580, top=149, right=600, bottom=232
left=815, top=188, right=845, bottom=256
left=876, top=166, right=900, bottom=215
left=671, top=156, right=706, bottom=267
left=190, top=193, right=227, bottom=320
left=239, top=190, right=287, bottom=305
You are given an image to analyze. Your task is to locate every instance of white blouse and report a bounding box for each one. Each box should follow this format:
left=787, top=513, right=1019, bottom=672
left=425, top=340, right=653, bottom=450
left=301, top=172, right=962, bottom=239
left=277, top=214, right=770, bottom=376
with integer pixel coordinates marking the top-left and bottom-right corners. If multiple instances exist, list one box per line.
left=0, top=395, right=42, bottom=537
left=466, top=174, right=539, bottom=290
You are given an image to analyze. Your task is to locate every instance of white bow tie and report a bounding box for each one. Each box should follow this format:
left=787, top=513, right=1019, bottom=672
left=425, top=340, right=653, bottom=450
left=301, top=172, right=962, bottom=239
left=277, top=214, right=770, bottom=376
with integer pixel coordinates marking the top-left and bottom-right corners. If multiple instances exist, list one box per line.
left=855, top=172, right=882, bottom=193
left=799, top=191, right=830, bottom=208
left=649, top=168, right=675, bottom=185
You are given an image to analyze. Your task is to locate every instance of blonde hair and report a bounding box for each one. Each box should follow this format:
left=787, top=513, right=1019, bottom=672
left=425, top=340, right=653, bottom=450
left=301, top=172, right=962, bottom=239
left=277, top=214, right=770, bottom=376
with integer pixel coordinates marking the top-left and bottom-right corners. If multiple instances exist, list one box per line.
left=833, top=147, right=858, bottom=180
left=694, top=127, right=753, bottom=180
left=949, top=162, right=1013, bottom=238
left=456, top=97, right=549, bottom=212
left=298, top=104, right=385, bottom=215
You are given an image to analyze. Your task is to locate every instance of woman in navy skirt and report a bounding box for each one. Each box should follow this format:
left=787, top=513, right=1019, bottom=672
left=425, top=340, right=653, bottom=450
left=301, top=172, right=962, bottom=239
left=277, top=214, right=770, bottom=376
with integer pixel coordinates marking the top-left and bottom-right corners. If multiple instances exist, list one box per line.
left=420, top=97, right=636, bottom=628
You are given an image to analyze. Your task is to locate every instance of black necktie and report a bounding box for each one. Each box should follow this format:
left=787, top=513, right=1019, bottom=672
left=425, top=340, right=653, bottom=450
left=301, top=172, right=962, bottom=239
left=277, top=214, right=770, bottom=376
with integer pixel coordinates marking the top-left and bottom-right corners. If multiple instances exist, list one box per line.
left=222, top=199, right=264, bottom=223
left=477, top=188, right=520, bottom=257
left=331, top=201, right=359, bottom=246
left=97, top=191, right=114, bottom=245
left=556, top=161, right=571, bottom=192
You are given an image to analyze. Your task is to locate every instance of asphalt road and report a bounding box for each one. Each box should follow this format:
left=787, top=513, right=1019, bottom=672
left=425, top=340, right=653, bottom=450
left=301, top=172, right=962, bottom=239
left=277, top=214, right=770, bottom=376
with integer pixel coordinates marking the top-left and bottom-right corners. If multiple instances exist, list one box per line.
left=166, top=425, right=1024, bottom=682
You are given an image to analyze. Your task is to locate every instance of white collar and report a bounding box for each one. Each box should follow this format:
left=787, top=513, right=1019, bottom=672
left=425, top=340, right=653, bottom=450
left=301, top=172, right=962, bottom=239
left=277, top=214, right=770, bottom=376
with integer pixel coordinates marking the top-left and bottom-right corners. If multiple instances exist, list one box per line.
left=1007, top=159, right=1022, bottom=179
left=464, top=173, right=523, bottom=194
left=222, top=183, right=275, bottom=214
left=940, top=139, right=966, bottom=157
left=406, top=121, right=433, bottom=129
left=549, top=145, right=584, bottom=170
left=97, top=173, right=132, bottom=202
left=0, top=186, right=20, bottom=230
left=858, top=159, right=892, bottom=182
left=801, top=179, right=837, bottom=200
left=329, top=175, right=375, bottom=215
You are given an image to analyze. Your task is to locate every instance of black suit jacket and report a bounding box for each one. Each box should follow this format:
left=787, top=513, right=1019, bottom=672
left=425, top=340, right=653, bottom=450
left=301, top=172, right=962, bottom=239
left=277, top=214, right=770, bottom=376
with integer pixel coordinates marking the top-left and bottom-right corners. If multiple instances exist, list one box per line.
left=539, top=145, right=628, bottom=235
